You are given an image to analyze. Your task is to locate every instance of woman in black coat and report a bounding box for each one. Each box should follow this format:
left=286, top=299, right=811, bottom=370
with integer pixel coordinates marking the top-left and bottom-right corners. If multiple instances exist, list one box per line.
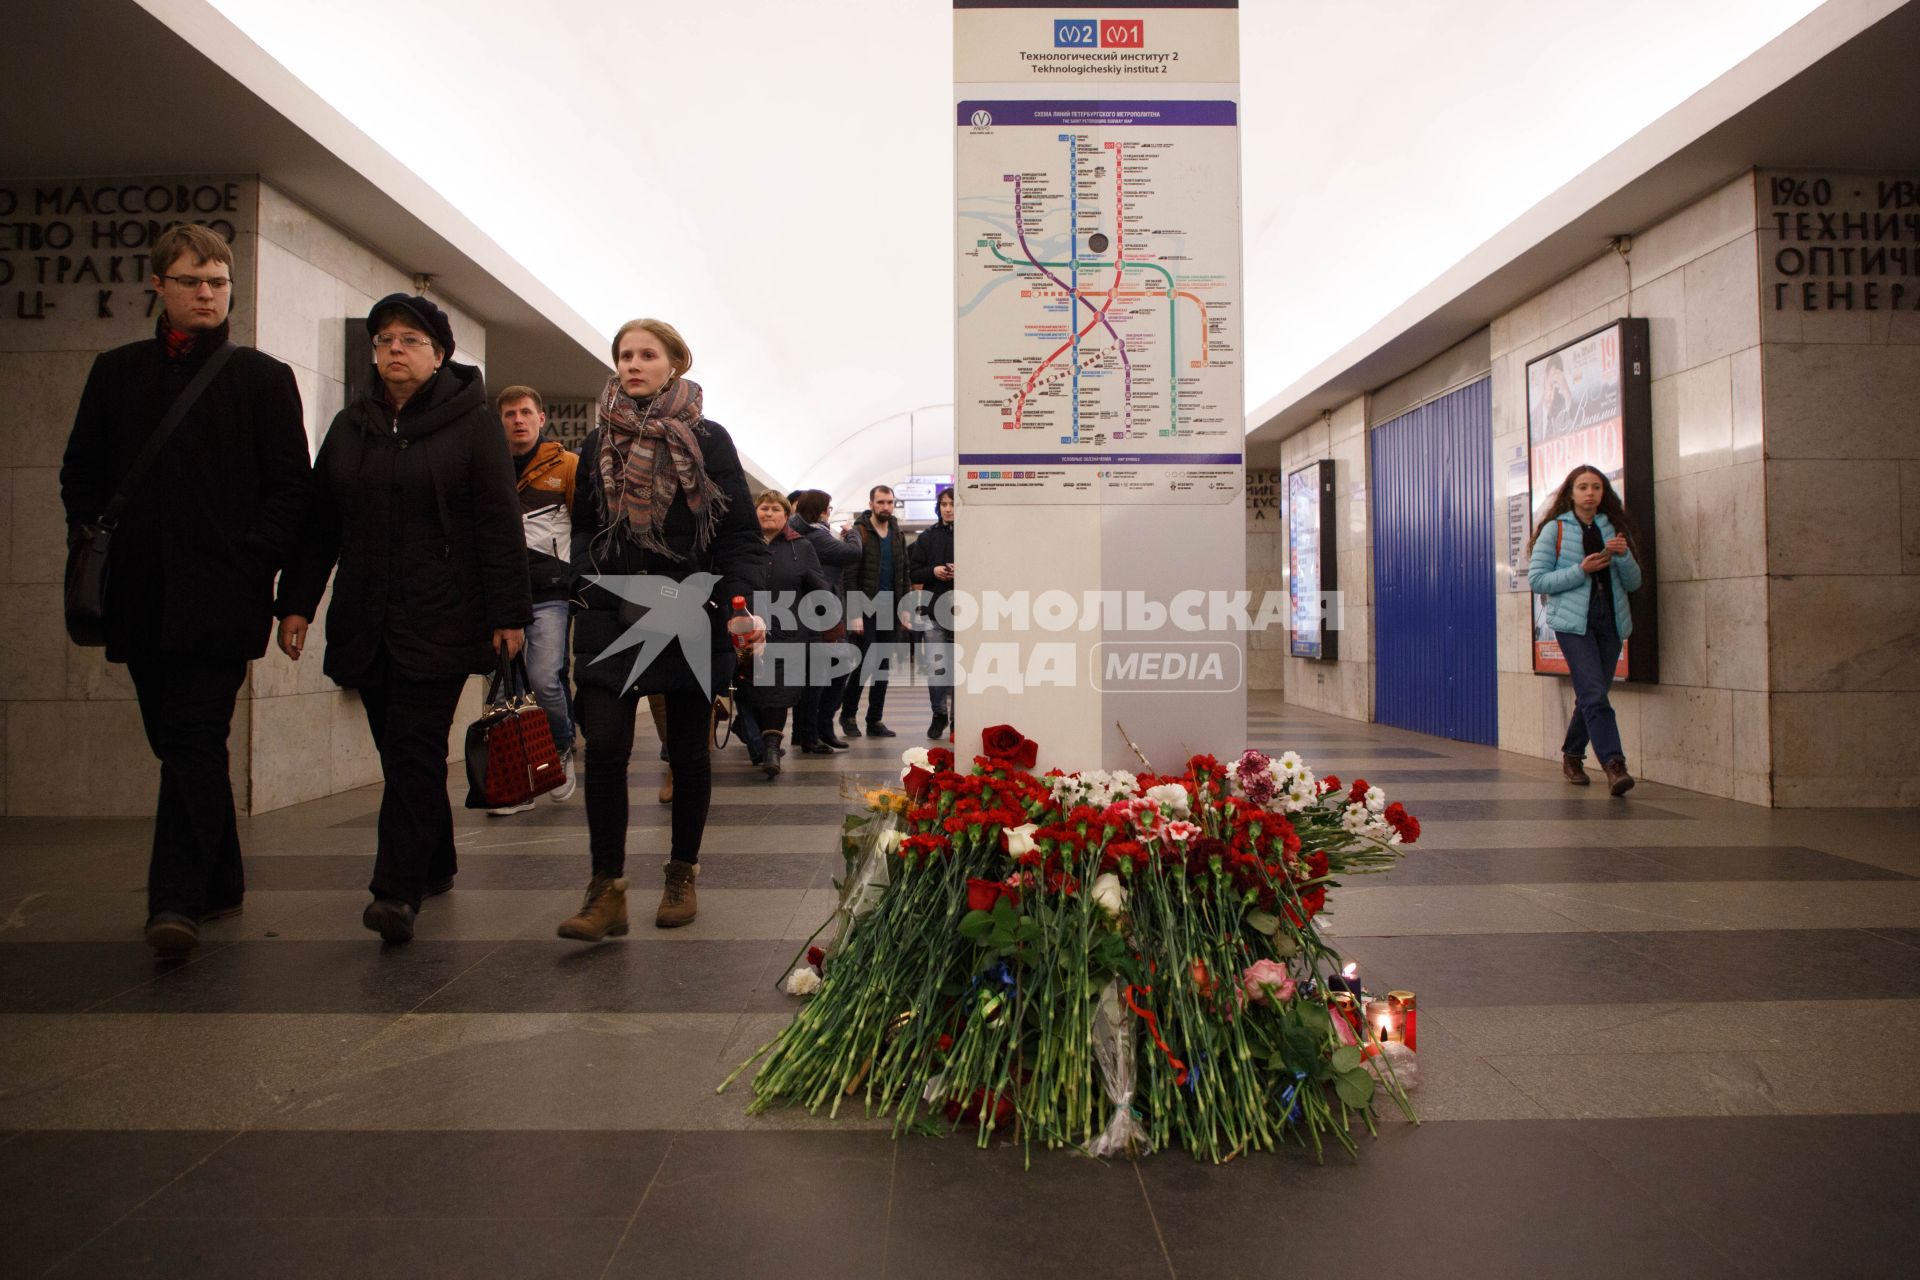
left=555, top=318, right=768, bottom=942
left=276, top=294, right=531, bottom=944
left=907, top=485, right=957, bottom=740
left=790, top=489, right=862, bottom=754
left=737, top=490, right=830, bottom=778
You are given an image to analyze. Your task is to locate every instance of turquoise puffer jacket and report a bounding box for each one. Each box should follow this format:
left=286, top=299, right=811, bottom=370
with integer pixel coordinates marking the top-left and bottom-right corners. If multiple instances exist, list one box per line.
left=1527, top=511, right=1642, bottom=638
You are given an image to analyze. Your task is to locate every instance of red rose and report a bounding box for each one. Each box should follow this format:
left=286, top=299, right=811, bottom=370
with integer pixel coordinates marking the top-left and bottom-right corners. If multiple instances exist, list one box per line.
left=966, top=878, right=1005, bottom=913
left=806, top=946, right=826, bottom=970
left=980, top=724, right=1039, bottom=770
left=903, top=765, right=935, bottom=800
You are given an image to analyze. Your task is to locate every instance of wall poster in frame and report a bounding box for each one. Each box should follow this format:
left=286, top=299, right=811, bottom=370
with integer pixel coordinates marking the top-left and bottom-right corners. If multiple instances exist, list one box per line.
left=1525, top=317, right=1658, bottom=682
left=1286, top=459, right=1338, bottom=661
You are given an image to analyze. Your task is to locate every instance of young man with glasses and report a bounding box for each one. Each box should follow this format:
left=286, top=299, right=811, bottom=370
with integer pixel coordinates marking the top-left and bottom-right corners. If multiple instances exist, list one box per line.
left=59, top=222, right=312, bottom=955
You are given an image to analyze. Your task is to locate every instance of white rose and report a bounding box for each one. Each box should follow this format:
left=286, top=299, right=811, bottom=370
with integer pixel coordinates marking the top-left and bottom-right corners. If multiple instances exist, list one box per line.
left=1365, top=786, right=1387, bottom=815
left=900, top=747, right=932, bottom=781
left=877, top=828, right=903, bottom=854
left=1004, top=823, right=1040, bottom=856
left=1144, top=783, right=1191, bottom=817
left=1090, top=872, right=1127, bottom=918
left=783, top=966, right=821, bottom=996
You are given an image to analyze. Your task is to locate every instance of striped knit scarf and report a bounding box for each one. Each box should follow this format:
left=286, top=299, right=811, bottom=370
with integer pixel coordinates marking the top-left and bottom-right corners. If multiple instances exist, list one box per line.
left=596, top=375, right=726, bottom=560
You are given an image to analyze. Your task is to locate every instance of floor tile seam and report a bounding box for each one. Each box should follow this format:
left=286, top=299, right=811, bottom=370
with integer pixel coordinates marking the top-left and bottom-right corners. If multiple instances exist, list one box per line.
left=73, top=940, right=241, bottom=1015
left=399, top=939, right=514, bottom=1018
left=877, top=1136, right=898, bottom=1279
left=598, top=1131, right=677, bottom=1280
left=1130, top=1158, right=1181, bottom=1280
left=36, top=1129, right=246, bottom=1280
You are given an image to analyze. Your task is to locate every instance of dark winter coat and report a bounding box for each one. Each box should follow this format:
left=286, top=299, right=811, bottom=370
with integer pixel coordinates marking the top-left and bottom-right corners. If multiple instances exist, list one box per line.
left=791, top=514, right=861, bottom=641
left=739, top=525, right=830, bottom=711
left=570, top=419, right=768, bottom=699
left=845, top=510, right=909, bottom=619
left=59, top=318, right=310, bottom=664
left=276, top=363, right=531, bottom=685
left=907, top=517, right=955, bottom=616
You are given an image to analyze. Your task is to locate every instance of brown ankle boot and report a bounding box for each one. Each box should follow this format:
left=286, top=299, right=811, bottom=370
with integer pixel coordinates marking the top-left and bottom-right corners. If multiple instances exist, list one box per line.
left=556, top=875, right=629, bottom=941
left=1603, top=758, right=1635, bottom=797
left=656, top=861, right=698, bottom=928
left=1562, top=754, right=1591, bottom=786
left=658, top=769, right=674, bottom=805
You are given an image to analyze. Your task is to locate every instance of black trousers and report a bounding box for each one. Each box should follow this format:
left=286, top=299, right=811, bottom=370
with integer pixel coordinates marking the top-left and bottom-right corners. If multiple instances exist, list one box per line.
left=358, top=652, right=467, bottom=910
left=128, top=656, right=247, bottom=920
left=577, top=683, right=711, bottom=878
left=840, top=624, right=900, bottom=725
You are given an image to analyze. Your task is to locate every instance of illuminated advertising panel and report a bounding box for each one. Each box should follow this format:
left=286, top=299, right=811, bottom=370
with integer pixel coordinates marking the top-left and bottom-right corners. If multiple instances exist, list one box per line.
left=1525, top=319, right=1658, bottom=681
left=1287, top=459, right=1337, bottom=661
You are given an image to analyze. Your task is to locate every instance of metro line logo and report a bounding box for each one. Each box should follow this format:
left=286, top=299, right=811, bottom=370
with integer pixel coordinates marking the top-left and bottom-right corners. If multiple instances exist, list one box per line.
left=1053, top=18, right=1144, bottom=47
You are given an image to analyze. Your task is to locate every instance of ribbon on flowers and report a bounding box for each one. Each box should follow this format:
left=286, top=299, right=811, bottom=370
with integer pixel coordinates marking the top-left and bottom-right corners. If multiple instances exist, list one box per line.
left=1122, top=984, right=1189, bottom=1087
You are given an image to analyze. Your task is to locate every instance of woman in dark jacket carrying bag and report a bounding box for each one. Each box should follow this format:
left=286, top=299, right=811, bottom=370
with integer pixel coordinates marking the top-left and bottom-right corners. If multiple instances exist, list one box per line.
left=790, top=489, right=862, bottom=754
left=276, top=294, right=531, bottom=943
left=738, top=490, right=830, bottom=779
left=555, top=319, right=768, bottom=942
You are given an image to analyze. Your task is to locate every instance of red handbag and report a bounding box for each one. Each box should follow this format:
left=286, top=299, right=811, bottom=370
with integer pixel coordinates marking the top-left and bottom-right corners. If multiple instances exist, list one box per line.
left=463, top=652, right=565, bottom=809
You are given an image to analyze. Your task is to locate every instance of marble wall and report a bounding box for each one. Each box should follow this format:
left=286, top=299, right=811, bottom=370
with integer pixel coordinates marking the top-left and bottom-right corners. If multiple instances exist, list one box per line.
left=0, top=177, right=487, bottom=816
left=1489, top=173, right=1770, bottom=803
left=1755, top=168, right=1920, bottom=805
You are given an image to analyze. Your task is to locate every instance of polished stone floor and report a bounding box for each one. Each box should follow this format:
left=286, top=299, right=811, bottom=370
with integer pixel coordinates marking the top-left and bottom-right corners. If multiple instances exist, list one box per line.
left=3, top=686, right=1917, bottom=1278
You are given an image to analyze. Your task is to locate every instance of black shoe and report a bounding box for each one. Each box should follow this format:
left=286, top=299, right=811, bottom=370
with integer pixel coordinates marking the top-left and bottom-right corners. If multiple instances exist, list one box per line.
left=928, top=715, right=949, bottom=740
left=866, top=723, right=897, bottom=738
left=362, top=896, right=416, bottom=944
left=144, top=912, right=199, bottom=956
left=821, top=734, right=851, bottom=751
left=839, top=718, right=862, bottom=738
left=427, top=876, right=454, bottom=898
left=803, top=741, right=837, bottom=755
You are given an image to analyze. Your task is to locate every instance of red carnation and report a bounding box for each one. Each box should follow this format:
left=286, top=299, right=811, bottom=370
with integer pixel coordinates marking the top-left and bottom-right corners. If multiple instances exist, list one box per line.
left=1383, top=801, right=1421, bottom=844
left=1319, top=775, right=1341, bottom=796
left=1348, top=778, right=1370, bottom=804
left=806, top=946, right=826, bottom=970
left=980, top=724, right=1039, bottom=770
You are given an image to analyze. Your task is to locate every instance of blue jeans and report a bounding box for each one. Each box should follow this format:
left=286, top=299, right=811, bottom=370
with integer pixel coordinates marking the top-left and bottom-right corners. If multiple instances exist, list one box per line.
left=525, top=600, right=575, bottom=754
left=1556, top=614, right=1623, bottom=765
left=923, top=624, right=954, bottom=719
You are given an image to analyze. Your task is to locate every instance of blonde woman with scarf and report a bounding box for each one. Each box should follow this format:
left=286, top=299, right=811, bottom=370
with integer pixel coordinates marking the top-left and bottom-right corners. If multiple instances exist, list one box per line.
left=555, top=319, right=768, bottom=940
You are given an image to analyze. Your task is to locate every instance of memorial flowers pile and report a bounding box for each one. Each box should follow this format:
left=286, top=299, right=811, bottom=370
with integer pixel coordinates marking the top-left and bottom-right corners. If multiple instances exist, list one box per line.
left=721, top=727, right=1421, bottom=1164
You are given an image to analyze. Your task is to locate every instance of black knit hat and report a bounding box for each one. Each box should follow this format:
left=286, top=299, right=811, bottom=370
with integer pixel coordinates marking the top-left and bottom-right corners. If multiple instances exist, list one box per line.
left=367, top=292, right=456, bottom=358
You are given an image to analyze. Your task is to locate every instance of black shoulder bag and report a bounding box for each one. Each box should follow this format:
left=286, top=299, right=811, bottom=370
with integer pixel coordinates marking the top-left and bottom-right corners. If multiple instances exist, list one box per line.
left=64, top=342, right=238, bottom=646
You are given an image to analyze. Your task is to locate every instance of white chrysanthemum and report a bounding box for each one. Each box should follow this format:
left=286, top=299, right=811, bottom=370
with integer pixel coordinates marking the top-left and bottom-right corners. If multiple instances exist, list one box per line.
left=1143, top=783, right=1191, bottom=817
left=1365, top=786, right=1387, bottom=814
left=1277, top=751, right=1304, bottom=777
left=1341, top=802, right=1371, bottom=833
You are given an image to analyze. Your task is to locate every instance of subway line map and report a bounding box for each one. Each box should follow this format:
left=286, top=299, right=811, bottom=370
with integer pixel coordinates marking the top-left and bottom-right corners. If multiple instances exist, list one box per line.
left=956, top=100, right=1242, bottom=504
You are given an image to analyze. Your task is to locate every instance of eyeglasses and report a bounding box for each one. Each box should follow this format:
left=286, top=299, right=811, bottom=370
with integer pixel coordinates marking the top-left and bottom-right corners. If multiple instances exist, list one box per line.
left=371, top=334, right=436, bottom=351
left=158, top=274, right=232, bottom=292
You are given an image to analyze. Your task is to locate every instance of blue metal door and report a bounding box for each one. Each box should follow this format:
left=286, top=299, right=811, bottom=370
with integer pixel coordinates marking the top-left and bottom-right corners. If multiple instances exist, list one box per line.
left=1370, top=379, right=1497, bottom=744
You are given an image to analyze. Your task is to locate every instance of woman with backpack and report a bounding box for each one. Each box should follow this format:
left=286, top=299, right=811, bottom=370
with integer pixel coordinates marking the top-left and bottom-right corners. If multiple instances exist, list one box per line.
left=1527, top=465, right=1644, bottom=797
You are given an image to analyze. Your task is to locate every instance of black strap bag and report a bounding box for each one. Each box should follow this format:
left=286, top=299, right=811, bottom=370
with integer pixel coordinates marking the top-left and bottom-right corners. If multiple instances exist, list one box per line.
left=64, top=342, right=238, bottom=646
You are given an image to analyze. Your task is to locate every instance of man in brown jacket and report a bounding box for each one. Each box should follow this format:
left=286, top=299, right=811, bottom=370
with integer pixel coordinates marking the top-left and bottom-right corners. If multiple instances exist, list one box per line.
left=495, top=384, right=580, bottom=811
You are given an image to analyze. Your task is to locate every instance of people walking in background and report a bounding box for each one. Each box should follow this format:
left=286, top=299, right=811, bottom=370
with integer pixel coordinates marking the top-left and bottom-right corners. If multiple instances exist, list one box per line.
left=791, top=489, right=860, bottom=753
left=908, top=484, right=956, bottom=740
left=839, top=484, right=908, bottom=739
left=1527, top=464, right=1644, bottom=797
left=277, top=294, right=530, bottom=944
left=558, top=319, right=767, bottom=941
left=492, top=384, right=578, bottom=813
left=739, top=490, right=830, bottom=778
left=60, top=223, right=311, bottom=956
